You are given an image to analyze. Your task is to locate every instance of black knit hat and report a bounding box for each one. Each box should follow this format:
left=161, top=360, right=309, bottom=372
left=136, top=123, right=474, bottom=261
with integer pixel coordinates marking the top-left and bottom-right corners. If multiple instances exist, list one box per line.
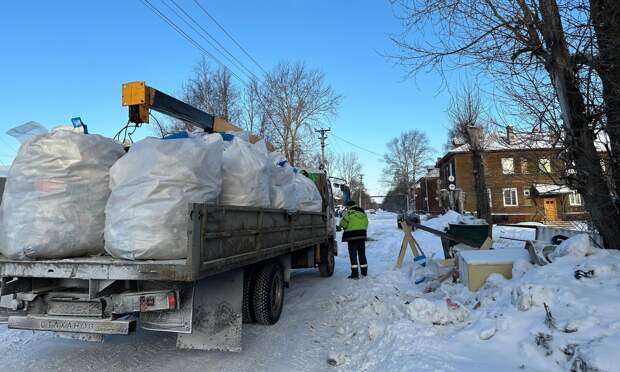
left=345, top=200, right=356, bottom=207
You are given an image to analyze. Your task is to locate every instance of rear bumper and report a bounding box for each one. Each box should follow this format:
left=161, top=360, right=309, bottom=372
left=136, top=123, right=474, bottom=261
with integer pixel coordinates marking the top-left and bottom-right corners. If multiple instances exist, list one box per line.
left=8, top=314, right=135, bottom=335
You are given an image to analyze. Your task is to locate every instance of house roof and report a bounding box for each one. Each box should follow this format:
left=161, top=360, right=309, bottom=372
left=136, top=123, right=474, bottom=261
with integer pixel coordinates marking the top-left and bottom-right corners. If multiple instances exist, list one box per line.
left=437, top=129, right=609, bottom=166
left=449, top=131, right=559, bottom=153
left=415, top=168, right=440, bottom=185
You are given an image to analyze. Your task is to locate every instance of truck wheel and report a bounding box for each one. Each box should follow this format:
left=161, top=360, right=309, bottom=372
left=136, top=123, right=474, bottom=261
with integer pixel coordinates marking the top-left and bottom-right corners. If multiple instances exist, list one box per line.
left=252, top=262, right=284, bottom=325
left=242, top=267, right=256, bottom=323
left=319, top=250, right=335, bottom=277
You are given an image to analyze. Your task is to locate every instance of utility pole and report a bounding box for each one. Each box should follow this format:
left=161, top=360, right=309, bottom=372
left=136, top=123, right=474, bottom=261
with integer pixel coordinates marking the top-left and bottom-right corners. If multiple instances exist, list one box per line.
left=315, top=128, right=330, bottom=170
left=359, top=174, right=364, bottom=208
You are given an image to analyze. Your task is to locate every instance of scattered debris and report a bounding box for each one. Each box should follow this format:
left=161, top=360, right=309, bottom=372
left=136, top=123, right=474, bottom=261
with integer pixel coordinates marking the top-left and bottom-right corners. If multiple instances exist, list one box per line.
left=479, top=327, right=496, bottom=340
left=574, top=270, right=595, bottom=280
left=327, top=352, right=346, bottom=366
left=535, top=333, right=554, bottom=356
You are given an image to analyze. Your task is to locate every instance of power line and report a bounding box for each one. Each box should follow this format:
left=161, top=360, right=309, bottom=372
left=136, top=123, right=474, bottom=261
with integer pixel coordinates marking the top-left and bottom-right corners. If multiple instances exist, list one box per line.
left=191, top=0, right=268, bottom=75
left=141, top=0, right=285, bottom=134
left=164, top=0, right=260, bottom=81
left=140, top=0, right=247, bottom=85
left=330, top=132, right=384, bottom=157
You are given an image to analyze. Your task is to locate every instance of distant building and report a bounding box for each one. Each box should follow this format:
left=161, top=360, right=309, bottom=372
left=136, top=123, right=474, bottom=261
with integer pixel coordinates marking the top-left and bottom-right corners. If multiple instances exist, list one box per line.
left=436, top=126, right=590, bottom=223
left=414, top=168, right=441, bottom=214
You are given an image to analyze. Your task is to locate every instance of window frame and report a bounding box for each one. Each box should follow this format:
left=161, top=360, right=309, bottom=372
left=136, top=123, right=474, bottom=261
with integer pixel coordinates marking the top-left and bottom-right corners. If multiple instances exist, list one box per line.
left=538, top=158, right=551, bottom=173
left=502, top=187, right=519, bottom=207
left=501, top=157, right=515, bottom=175
left=568, top=191, right=583, bottom=206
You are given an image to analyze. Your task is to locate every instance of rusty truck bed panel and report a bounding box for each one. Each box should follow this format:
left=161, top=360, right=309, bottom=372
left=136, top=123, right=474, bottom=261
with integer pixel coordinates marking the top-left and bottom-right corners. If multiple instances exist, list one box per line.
left=0, top=204, right=328, bottom=281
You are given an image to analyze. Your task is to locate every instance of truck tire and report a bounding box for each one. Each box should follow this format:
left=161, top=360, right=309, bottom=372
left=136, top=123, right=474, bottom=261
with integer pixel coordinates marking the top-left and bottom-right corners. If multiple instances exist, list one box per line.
left=319, top=249, right=335, bottom=277
left=242, top=267, right=256, bottom=323
left=252, top=262, right=284, bottom=325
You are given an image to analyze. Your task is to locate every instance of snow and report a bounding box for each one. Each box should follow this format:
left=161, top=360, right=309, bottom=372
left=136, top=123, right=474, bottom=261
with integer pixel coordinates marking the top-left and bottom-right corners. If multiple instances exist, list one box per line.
left=0, top=165, right=8, bottom=178
left=1, top=213, right=620, bottom=371
left=459, top=249, right=530, bottom=265
left=532, top=183, right=573, bottom=195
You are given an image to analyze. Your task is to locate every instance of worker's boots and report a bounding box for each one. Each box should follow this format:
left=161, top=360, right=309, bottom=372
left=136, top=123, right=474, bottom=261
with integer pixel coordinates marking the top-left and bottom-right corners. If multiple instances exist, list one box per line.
left=360, top=265, right=368, bottom=277
left=348, top=267, right=359, bottom=279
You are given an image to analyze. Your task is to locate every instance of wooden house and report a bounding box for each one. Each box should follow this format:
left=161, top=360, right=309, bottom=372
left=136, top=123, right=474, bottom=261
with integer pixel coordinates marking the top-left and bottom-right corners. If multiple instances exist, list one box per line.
left=436, top=126, right=588, bottom=223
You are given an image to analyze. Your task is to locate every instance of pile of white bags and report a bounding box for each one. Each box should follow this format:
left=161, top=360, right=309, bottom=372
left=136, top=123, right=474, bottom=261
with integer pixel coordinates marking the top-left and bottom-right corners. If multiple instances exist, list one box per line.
left=294, top=172, right=323, bottom=212
left=268, top=152, right=298, bottom=212
left=104, top=135, right=223, bottom=260
left=220, top=137, right=271, bottom=208
left=0, top=127, right=125, bottom=259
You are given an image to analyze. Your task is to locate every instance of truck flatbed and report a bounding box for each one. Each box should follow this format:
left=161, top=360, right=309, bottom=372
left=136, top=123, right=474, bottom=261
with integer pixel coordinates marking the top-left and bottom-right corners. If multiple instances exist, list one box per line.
left=0, top=204, right=329, bottom=282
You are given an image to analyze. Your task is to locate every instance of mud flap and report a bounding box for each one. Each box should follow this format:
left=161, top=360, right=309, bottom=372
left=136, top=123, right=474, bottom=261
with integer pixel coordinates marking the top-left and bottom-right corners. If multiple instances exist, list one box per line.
left=176, top=269, right=243, bottom=352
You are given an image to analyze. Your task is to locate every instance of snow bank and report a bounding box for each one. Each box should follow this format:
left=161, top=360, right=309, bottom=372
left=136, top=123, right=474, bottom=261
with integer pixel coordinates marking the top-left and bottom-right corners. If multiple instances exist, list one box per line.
left=405, top=298, right=469, bottom=325
left=331, top=213, right=620, bottom=372
left=549, top=233, right=594, bottom=259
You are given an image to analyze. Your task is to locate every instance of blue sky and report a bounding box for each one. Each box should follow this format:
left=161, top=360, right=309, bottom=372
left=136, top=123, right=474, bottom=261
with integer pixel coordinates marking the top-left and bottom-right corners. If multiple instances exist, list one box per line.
left=0, top=0, right=460, bottom=195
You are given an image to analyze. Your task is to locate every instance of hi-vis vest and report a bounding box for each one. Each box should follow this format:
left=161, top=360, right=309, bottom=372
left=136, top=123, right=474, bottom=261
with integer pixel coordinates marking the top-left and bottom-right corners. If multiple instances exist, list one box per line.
left=340, top=207, right=368, bottom=241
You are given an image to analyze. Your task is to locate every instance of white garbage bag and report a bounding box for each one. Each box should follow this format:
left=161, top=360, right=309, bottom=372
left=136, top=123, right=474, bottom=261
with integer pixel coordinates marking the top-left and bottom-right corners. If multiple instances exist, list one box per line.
left=104, top=134, right=223, bottom=260
left=221, top=137, right=271, bottom=208
left=271, top=183, right=298, bottom=211
left=0, top=128, right=125, bottom=259
left=266, top=152, right=298, bottom=211
left=269, top=152, right=295, bottom=186
left=294, top=173, right=323, bottom=212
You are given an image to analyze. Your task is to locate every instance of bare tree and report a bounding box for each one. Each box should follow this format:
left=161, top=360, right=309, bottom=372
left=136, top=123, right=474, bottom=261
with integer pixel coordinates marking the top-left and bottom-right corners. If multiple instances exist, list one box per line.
left=240, top=77, right=271, bottom=139
left=448, top=86, right=491, bottom=221
left=184, top=58, right=242, bottom=123
left=390, top=0, right=620, bottom=247
left=333, top=152, right=363, bottom=186
left=256, top=62, right=341, bottom=166
left=382, top=130, right=434, bottom=209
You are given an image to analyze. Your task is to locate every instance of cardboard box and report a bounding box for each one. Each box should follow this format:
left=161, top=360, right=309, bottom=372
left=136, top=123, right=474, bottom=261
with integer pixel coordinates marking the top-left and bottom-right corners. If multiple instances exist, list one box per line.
left=458, top=249, right=530, bottom=291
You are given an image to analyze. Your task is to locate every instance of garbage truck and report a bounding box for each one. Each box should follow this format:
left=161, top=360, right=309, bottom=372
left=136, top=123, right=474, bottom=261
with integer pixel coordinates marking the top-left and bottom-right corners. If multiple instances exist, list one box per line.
left=0, top=82, right=337, bottom=351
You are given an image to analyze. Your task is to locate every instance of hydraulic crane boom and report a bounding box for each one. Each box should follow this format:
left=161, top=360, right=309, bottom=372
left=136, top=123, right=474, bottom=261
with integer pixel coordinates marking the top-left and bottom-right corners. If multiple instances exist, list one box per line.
left=122, top=81, right=215, bottom=131
left=121, top=81, right=274, bottom=149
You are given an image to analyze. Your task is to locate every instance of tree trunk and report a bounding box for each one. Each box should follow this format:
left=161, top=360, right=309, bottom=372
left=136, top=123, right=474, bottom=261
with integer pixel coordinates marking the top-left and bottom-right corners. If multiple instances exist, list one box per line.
left=540, top=0, right=620, bottom=248
left=590, top=0, right=620, bottom=199
left=471, top=150, right=491, bottom=222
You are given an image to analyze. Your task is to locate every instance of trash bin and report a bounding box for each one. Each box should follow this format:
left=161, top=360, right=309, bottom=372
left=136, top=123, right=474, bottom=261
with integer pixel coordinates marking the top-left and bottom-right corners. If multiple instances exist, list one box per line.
left=447, top=223, right=489, bottom=248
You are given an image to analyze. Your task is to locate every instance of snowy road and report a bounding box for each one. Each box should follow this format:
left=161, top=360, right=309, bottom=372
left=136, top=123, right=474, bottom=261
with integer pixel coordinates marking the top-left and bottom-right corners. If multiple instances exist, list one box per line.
left=2, top=212, right=619, bottom=371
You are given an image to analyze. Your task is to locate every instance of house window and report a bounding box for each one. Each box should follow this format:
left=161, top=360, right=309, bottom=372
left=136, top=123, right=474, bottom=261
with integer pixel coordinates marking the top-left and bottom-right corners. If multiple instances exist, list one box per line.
left=569, top=191, right=583, bottom=206
left=501, top=158, right=515, bottom=175
left=502, top=188, right=518, bottom=206
left=487, top=188, right=492, bottom=208
left=539, top=158, right=551, bottom=173
left=521, top=159, right=528, bottom=174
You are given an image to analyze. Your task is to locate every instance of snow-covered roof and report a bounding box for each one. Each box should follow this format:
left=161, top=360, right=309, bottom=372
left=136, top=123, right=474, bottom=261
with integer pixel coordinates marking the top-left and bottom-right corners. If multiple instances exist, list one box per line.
left=532, top=183, right=574, bottom=195
left=424, top=168, right=439, bottom=177
left=449, top=131, right=559, bottom=153
left=446, top=129, right=609, bottom=155
left=416, top=168, right=440, bottom=184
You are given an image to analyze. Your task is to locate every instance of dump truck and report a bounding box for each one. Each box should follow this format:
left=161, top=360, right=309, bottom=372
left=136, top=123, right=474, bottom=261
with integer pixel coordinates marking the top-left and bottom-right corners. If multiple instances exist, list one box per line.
left=0, top=82, right=337, bottom=351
